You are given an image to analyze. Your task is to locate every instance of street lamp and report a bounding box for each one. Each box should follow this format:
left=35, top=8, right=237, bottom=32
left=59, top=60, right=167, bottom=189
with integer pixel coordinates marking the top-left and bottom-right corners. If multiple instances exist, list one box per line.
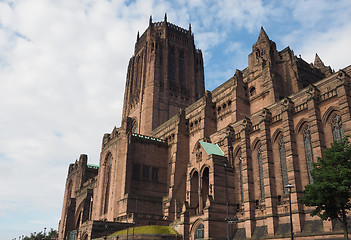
left=285, top=183, right=294, bottom=240
left=104, top=223, right=108, bottom=240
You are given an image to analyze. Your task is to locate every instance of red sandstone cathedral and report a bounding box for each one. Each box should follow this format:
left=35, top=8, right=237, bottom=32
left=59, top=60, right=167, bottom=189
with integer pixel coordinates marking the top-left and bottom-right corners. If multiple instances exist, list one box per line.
left=58, top=16, right=351, bottom=240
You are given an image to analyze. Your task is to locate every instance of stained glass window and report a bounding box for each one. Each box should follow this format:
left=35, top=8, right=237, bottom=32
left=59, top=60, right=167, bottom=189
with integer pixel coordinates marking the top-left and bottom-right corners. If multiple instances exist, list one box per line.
left=279, top=137, right=288, bottom=194
left=169, top=48, right=176, bottom=88
left=194, top=223, right=204, bottom=239
left=104, top=154, right=113, bottom=213
left=332, top=115, right=344, bottom=141
left=239, top=154, right=244, bottom=203
left=179, top=50, right=185, bottom=88
left=258, top=145, right=265, bottom=200
left=303, top=126, right=314, bottom=184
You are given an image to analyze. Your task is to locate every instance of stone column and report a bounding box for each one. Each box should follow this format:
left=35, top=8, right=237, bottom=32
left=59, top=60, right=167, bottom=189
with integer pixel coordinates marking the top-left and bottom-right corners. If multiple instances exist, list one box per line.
left=259, top=108, right=278, bottom=235
left=281, top=97, right=304, bottom=233
left=179, top=202, right=190, bottom=240
left=239, top=118, right=256, bottom=238
left=307, top=85, right=325, bottom=160
left=336, top=70, right=351, bottom=136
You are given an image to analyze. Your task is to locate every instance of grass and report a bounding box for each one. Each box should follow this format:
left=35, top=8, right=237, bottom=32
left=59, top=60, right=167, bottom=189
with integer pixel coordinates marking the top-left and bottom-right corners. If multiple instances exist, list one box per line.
left=109, top=225, right=178, bottom=236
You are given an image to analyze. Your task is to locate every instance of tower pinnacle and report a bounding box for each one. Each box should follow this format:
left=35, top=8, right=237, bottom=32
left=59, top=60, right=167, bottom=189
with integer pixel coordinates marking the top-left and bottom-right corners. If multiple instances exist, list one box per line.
left=314, top=53, right=325, bottom=68
left=258, top=26, right=270, bottom=42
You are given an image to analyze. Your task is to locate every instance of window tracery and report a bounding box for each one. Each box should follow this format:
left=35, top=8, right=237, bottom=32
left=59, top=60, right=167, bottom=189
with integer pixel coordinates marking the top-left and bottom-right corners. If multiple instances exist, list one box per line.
left=238, top=154, right=244, bottom=203
left=194, top=223, right=204, bottom=239
left=279, top=137, right=288, bottom=194
left=303, top=126, right=314, bottom=183
left=104, top=154, right=113, bottom=214
left=332, top=115, right=344, bottom=141
left=258, top=145, right=265, bottom=200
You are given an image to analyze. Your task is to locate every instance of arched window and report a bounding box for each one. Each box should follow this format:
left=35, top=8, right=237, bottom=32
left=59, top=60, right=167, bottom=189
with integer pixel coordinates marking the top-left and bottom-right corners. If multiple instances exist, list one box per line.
left=332, top=115, right=344, bottom=141
left=132, top=120, right=138, bottom=133
left=249, top=87, right=256, bottom=96
left=104, top=154, right=113, bottom=214
left=194, top=223, right=204, bottom=240
left=303, top=126, right=314, bottom=183
left=202, top=168, right=209, bottom=208
left=258, top=145, right=265, bottom=200
left=190, top=171, right=199, bottom=213
left=81, top=233, right=88, bottom=240
left=279, top=137, right=288, bottom=194
left=238, top=153, right=244, bottom=203
left=179, top=50, right=185, bottom=87
left=256, top=49, right=260, bottom=62
left=66, top=181, right=73, bottom=208
left=169, top=47, right=176, bottom=87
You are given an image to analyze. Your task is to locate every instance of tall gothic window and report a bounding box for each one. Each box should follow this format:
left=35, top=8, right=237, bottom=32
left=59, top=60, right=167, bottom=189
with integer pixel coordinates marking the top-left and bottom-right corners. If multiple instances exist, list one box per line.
left=258, top=145, right=265, bottom=200
left=303, top=126, right=314, bottom=184
left=332, top=115, right=344, bottom=141
left=202, top=168, right=209, bottom=208
left=131, top=56, right=141, bottom=101
left=104, top=154, right=113, bottom=214
left=238, top=154, right=244, bottom=203
left=132, top=119, right=138, bottom=133
left=190, top=171, right=199, bottom=212
left=168, top=47, right=176, bottom=89
left=179, top=50, right=185, bottom=88
left=279, top=137, right=288, bottom=194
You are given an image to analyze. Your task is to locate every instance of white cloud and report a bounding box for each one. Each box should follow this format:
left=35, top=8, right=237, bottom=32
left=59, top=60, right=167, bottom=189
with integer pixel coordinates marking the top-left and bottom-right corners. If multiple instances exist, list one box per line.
left=0, top=0, right=150, bottom=237
left=298, top=23, right=351, bottom=71
left=279, top=0, right=351, bottom=70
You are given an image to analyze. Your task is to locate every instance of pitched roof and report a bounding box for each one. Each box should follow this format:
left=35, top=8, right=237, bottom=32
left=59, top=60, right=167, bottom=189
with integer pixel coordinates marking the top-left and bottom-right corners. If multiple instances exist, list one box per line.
left=199, top=141, right=225, bottom=157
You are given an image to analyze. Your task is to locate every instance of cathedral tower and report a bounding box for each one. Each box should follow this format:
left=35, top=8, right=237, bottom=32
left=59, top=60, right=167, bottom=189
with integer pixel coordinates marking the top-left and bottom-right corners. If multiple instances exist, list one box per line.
left=122, top=15, right=205, bottom=135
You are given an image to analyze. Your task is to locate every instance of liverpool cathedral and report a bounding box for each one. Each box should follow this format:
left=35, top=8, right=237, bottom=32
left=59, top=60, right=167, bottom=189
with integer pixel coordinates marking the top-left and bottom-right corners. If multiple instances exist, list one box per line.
left=58, top=16, right=351, bottom=240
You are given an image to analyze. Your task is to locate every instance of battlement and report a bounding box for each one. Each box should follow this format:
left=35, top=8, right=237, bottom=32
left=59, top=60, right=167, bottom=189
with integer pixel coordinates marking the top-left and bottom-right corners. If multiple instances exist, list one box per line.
left=167, top=22, right=189, bottom=34
left=151, top=19, right=190, bottom=35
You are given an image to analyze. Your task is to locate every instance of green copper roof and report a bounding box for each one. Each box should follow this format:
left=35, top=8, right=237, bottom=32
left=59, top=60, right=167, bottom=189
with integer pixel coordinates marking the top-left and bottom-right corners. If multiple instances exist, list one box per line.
left=199, top=141, right=225, bottom=157
left=87, top=164, right=99, bottom=169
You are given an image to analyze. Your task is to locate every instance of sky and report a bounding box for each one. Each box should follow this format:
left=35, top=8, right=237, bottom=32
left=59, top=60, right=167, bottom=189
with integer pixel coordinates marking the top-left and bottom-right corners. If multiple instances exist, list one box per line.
left=0, top=0, right=351, bottom=239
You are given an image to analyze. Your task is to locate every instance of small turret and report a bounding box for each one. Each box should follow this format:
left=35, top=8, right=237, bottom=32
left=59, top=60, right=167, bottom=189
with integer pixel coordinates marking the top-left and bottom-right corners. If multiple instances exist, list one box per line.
left=313, top=53, right=333, bottom=77
left=314, top=53, right=325, bottom=68
left=164, top=13, right=167, bottom=22
left=257, top=26, right=270, bottom=42
left=137, top=31, right=139, bottom=42
left=189, top=23, right=192, bottom=35
left=149, top=15, right=152, bottom=27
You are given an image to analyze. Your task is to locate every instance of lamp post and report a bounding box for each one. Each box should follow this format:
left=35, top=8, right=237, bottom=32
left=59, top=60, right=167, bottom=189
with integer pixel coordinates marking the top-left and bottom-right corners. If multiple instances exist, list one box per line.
left=104, top=223, right=108, bottom=240
left=285, top=183, right=294, bottom=240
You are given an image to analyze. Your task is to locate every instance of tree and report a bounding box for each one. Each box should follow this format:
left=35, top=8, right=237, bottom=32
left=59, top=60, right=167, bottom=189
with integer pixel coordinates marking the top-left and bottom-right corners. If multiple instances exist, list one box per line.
left=300, top=137, right=351, bottom=239
left=22, top=228, right=58, bottom=240
left=46, top=228, right=58, bottom=239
